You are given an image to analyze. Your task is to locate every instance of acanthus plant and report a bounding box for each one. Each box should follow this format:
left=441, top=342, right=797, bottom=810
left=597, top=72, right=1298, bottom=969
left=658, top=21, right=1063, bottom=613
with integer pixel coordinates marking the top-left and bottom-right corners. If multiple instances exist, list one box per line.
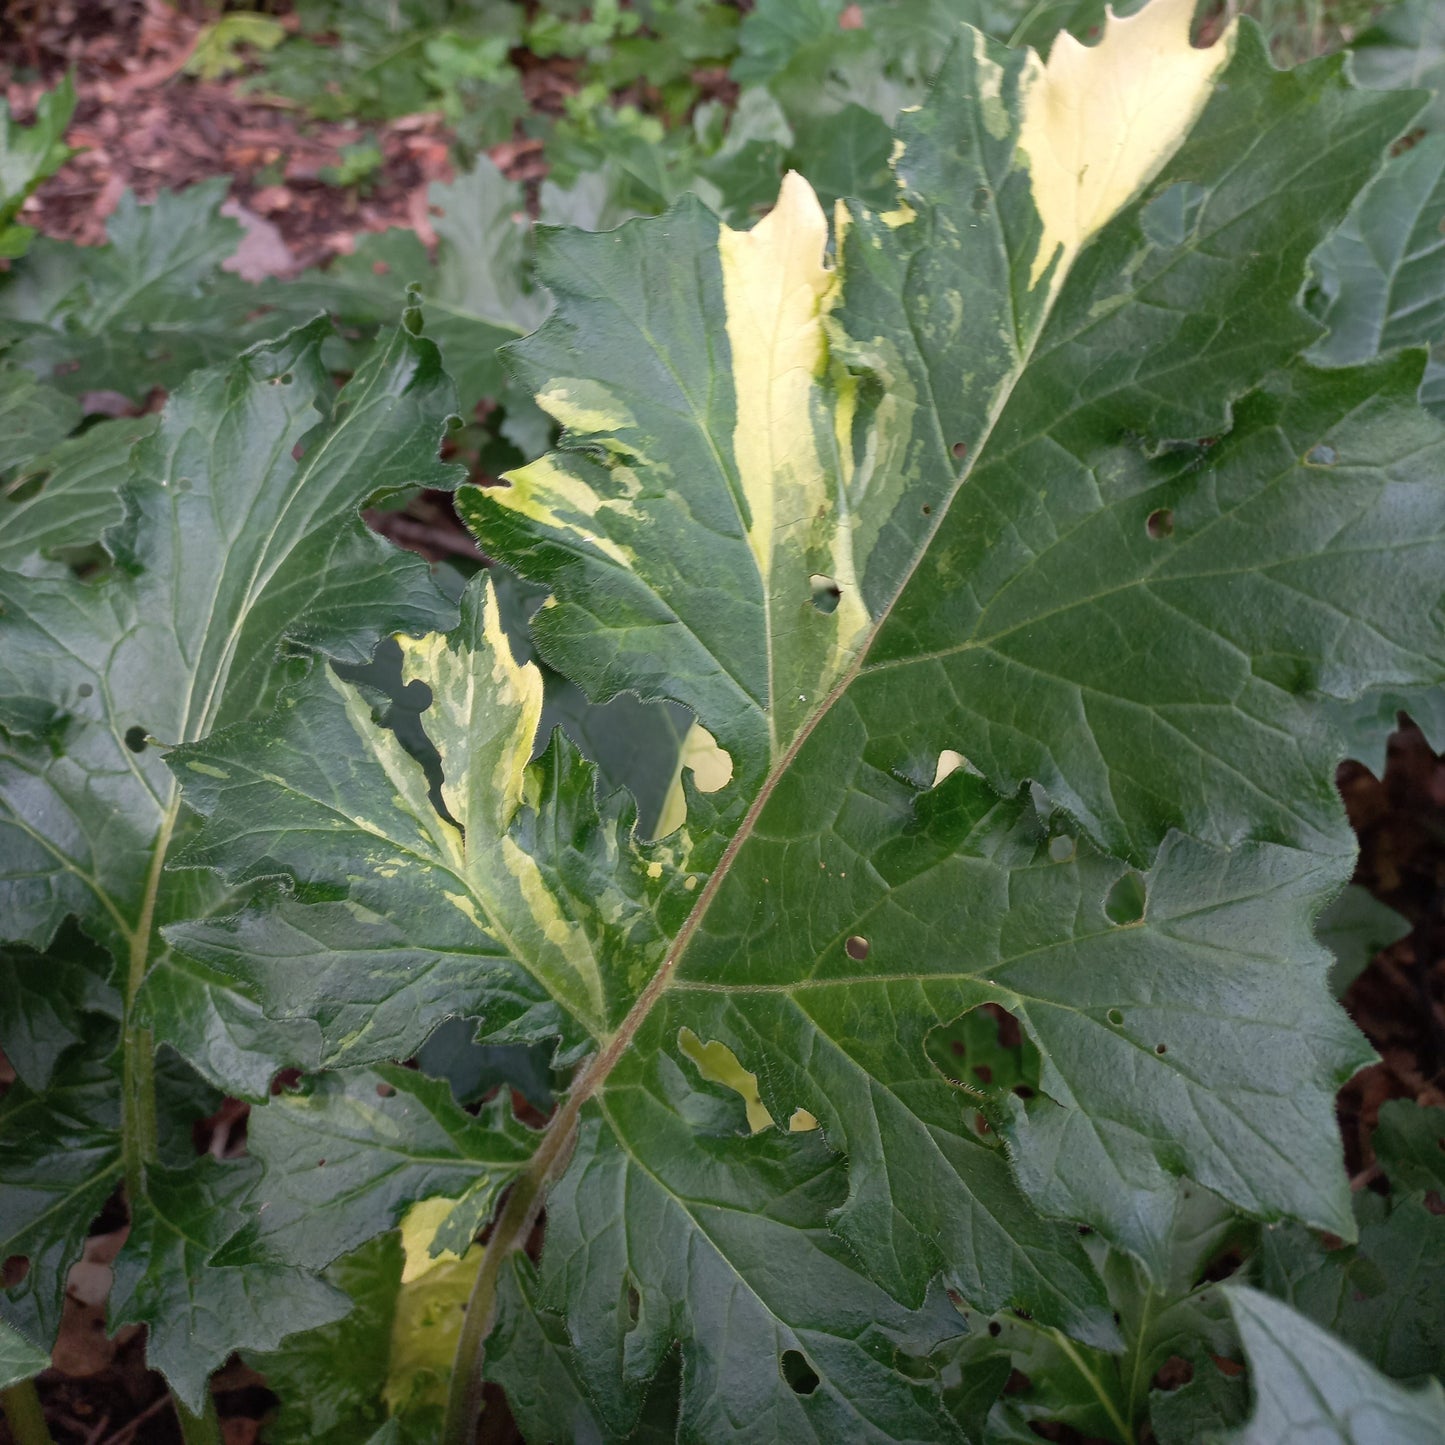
left=3, top=2, right=1445, bottom=1443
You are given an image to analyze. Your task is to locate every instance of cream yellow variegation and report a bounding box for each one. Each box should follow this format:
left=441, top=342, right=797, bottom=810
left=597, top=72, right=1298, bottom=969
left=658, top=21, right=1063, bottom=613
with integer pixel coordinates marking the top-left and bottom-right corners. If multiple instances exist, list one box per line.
left=1017, top=0, right=1236, bottom=297
left=653, top=720, right=733, bottom=840
left=717, top=171, right=872, bottom=755
left=718, top=170, right=834, bottom=589
left=393, top=579, right=609, bottom=1025
left=397, top=580, right=541, bottom=837
left=492, top=453, right=635, bottom=570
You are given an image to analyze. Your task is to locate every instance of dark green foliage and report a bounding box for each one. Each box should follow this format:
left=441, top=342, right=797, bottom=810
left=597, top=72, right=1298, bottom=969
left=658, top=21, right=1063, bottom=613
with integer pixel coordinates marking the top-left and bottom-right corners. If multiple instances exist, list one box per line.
left=3, top=7, right=1445, bottom=1444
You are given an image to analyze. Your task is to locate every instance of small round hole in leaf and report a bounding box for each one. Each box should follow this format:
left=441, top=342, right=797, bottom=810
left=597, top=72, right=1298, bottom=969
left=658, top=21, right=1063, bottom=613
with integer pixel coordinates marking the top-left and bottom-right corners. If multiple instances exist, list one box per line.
left=926, top=1003, right=1040, bottom=1104
left=1155, top=1043, right=1168, bottom=1056
left=1146, top=508, right=1174, bottom=540
left=1104, top=871, right=1147, bottom=925
left=952, top=441, right=968, bottom=460
left=809, top=574, right=842, bottom=615
left=78, top=683, right=93, bottom=698
left=1107, top=1008, right=1124, bottom=1027
left=781, top=1350, right=820, bottom=1395
left=124, top=725, right=148, bottom=754
left=1153, top=1355, right=1194, bottom=1393
left=988, top=1321, right=1002, bottom=1337
left=626, top=1282, right=641, bottom=1324
left=844, top=934, right=870, bottom=961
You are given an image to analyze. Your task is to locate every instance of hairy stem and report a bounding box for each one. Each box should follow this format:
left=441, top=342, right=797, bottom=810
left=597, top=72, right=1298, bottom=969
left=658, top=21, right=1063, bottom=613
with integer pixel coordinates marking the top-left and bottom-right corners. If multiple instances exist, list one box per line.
left=440, top=1173, right=541, bottom=1445
left=174, top=1391, right=223, bottom=1445
left=120, top=1022, right=158, bottom=1203
left=1, top=1380, right=55, bottom=1445
left=439, top=660, right=860, bottom=1444
left=120, top=796, right=178, bottom=1202
left=1048, top=1329, right=1133, bottom=1445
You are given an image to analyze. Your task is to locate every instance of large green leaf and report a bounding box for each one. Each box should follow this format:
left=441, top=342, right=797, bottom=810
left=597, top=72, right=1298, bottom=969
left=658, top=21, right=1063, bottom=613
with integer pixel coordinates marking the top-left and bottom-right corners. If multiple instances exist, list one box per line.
left=1310, top=133, right=1445, bottom=415
left=172, top=575, right=1115, bottom=1429
left=0, top=316, right=459, bottom=1396
left=0, top=414, right=156, bottom=576
left=951, top=1180, right=1249, bottom=1443
left=0, top=367, right=78, bottom=476
left=1350, top=0, right=1445, bottom=133
left=1260, top=1101, right=1445, bottom=1384
left=169, top=3, right=1445, bottom=1436
left=1222, top=1286, right=1445, bottom=1444
left=0, top=180, right=314, bottom=400
left=0, top=317, right=457, bottom=955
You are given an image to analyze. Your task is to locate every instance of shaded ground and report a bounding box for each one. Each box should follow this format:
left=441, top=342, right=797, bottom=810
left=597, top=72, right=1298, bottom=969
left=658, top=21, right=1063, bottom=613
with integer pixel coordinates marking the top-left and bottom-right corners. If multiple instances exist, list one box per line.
left=1339, top=727, right=1445, bottom=1178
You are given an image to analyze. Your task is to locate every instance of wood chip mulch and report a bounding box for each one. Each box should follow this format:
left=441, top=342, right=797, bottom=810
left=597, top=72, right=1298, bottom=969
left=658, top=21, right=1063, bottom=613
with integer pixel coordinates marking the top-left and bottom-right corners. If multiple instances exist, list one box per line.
left=0, top=0, right=553, bottom=276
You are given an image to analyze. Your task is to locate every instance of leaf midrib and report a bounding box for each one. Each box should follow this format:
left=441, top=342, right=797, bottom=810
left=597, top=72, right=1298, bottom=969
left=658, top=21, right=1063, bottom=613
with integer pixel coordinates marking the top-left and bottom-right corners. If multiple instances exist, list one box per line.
left=468, top=182, right=1055, bottom=1338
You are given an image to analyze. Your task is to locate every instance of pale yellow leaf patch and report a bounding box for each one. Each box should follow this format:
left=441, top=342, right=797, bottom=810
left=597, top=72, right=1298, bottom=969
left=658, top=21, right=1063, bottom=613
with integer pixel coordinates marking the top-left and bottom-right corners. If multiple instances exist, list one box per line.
left=396, top=578, right=541, bottom=837
left=385, top=1240, right=483, bottom=1416
left=679, top=1026, right=774, bottom=1133
left=495, top=453, right=634, bottom=569
left=934, top=749, right=979, bottom=788
left=718, top=173, right=873, bottom=747
left=395, top=580, right=607, bottom=1026
left=718, top=169, right=834, bottom=579
left=654, top=721, right=734, bottom=838
left=398, top=1195, right=469, bottom=1283
left=501, top=835, right=606, bottom=1018
left=535, top=381, right=636, bottom=438
left=1017, top=0, right=1236, bottom=297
